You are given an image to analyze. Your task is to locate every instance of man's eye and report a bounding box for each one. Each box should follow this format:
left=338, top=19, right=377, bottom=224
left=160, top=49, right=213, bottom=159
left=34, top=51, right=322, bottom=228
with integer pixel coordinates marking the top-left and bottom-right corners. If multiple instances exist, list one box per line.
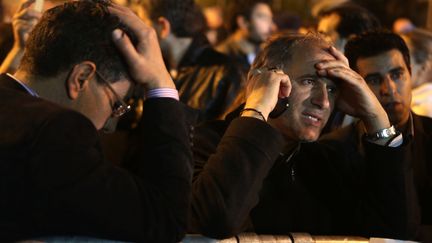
left=302, top=79, right=315, bottom=85
left=365, top=77, right=381, bottom=85
left=327, top=86, right=337, bottom=94
left=390, top=71, right=404, bottom=80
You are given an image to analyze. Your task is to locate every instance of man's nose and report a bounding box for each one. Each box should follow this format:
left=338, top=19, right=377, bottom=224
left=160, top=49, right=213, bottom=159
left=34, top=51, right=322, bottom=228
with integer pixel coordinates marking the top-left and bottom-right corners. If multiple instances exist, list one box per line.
left=311, top=84, right=330, bottom=110
left=380, top=76, right=397, bottom=97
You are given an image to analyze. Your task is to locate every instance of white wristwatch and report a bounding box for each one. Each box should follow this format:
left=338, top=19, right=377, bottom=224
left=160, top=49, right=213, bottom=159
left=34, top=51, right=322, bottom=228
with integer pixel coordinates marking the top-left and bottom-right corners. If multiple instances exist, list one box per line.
left=365, top=125, right=399, bottom=141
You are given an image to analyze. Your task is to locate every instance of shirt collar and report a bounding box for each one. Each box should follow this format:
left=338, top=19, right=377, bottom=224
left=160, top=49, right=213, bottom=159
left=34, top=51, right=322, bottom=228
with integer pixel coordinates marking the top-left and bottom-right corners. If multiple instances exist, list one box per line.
left=6, top=73, right=39, bottom=97
left=404, top=112, right=415, bottom=138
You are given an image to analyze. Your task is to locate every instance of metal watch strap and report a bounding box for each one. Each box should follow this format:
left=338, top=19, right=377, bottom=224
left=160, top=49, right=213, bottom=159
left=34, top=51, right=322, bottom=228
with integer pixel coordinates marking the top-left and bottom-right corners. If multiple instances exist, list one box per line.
left=365, top=125, right=398, bottom=141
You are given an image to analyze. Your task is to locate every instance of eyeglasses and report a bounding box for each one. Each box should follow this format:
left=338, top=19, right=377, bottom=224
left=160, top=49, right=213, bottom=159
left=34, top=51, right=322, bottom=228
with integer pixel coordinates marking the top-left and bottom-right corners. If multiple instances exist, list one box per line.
left=95, top=71, right=131, bottom=118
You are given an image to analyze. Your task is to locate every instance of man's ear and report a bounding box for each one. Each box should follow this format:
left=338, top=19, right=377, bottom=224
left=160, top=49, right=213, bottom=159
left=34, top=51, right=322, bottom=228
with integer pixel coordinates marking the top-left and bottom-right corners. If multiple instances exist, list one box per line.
left=66, top=61, right=96, bottom=100
left=156, top=16, right=171, bottom=39
left=237, top=15, right=249, bottom=31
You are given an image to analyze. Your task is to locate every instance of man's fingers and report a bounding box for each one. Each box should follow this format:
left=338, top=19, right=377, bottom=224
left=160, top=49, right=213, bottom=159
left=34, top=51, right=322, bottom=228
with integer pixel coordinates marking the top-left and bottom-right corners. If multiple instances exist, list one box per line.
left=14, top=10, right=41, bottom=21
left=18, top=0, right=36, bottom=12
left=315, top=60, right=348, bottom=70
left=112, top=29, right=140, bottom=67
left=108, top=6, right=151, bottom=41
left=279, top=75, right=291, bottom=98
left=329, top=46, right=349, bottom=66
left=325, top=67, right=363, bottom=86
left=109, top=2, right=131, bottom=13
left=14, top=20, right=33, bottom=29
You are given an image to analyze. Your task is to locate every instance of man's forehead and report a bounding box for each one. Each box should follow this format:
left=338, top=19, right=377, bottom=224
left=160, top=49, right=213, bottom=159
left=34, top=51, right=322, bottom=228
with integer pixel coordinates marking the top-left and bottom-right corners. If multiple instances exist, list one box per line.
left=356, top=49, right=408, bottom=75
left=291, top=44, right=334, bottom=67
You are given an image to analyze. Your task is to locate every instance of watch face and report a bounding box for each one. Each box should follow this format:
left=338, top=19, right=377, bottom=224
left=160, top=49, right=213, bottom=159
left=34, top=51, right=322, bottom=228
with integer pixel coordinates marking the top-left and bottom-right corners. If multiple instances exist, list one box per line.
left=367, top=126, right=397, bottom=141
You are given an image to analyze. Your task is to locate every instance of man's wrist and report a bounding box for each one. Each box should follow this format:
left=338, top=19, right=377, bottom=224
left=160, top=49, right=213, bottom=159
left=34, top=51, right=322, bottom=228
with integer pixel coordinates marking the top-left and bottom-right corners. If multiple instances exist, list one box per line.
left=240, top=108, right=267, bottom=121
left=362, top=110, right=391, bottom=134
left=365, top=125, right=398, bottom=141
left=365, top=125, right=402, bottom=146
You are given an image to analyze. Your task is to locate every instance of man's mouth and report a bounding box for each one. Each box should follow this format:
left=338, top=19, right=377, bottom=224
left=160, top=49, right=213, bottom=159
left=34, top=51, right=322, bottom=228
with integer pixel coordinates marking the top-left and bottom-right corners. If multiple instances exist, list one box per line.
left=301, top=112, right=323, bottom=126
left=384, top=102, right=403, bottom=110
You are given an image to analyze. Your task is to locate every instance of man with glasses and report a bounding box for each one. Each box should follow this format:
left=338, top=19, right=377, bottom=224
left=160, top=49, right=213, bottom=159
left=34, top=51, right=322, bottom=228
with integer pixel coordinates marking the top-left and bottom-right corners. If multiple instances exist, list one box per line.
left=0, top=0, right=293, bottom=241
left=0, top=0, right=191, bottom=242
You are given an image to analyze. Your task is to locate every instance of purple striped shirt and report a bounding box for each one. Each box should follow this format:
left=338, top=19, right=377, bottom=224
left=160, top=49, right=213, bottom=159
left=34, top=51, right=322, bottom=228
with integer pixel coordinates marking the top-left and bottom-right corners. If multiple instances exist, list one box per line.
left=147, top=88, right=179, bottom=100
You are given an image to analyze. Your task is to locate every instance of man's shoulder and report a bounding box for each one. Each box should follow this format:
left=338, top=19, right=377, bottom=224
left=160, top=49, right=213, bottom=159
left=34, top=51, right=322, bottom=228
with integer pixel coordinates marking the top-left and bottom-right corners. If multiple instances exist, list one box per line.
left=0, top=89, right=96, bottom=140
left=413, top=112, right=432, bottom=134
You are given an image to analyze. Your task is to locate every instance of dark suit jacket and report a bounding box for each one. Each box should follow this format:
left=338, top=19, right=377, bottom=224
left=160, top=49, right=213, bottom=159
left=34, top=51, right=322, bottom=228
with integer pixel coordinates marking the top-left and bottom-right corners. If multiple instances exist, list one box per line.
left=188, top=113, right=285, bottom=239
left=320, top=113, right=432, bottom=242
left=0, top=74, right=192, bottom=242
left=190, top=111, right=419, bottom=240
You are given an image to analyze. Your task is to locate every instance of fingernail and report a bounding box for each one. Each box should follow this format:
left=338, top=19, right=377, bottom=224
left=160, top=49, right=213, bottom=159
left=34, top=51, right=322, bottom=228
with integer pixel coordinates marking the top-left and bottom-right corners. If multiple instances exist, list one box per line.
left=112, top=29, right=123, bottom=40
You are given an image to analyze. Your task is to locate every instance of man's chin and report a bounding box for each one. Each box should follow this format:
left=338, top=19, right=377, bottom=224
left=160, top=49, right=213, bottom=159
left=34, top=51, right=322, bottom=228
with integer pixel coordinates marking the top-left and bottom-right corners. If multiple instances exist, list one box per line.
left=297, top=131, right=320, bottom=143
left=389, top=113, right=410, bottom=128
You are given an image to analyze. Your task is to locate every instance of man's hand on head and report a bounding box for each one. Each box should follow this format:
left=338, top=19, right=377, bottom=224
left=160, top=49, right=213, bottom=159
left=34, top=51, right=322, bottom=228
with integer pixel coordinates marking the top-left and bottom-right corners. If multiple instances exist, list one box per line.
left=315, top=46, right=391, bottom=133
left=109, top=4, right=175, bottom=90
left=243, top=67, right=291, bottom=121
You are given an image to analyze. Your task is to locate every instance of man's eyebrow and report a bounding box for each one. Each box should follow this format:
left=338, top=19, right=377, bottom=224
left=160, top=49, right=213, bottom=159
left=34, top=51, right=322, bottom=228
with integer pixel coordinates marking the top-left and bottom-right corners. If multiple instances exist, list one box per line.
left=297, top=74, right=320, bottom=80
left=364, top=72, right=382, bottom=79
left=389, top=66, right=405, bottom=73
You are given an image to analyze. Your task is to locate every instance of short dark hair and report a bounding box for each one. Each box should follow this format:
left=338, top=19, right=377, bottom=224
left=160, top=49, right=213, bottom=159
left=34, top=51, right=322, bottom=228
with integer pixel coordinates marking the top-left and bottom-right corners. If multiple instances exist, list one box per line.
left=318, top=3, right=381, bottom=39
left=251, top=32, right=328, bottom=72
left=344, top=30, right=411, bottom=74
left=147, top=0, right=206, bottom=38
left=225, top=0, right=272, bottom=33
left=20, top=0, right=134, bottom=83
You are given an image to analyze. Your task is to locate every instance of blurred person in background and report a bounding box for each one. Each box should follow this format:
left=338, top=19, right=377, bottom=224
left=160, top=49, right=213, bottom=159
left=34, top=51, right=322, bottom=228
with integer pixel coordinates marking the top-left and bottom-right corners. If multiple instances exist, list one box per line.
left=0, top=0, right=67, bottom=72
left=137, top=0, right=244, bottom=121
left=398, top=25, right=432, bottom=118
left=203, top=5, right=227, bottom=46
left=216, top=0, right=273, bottom=73
left=272, top=11, right=302, bottom=34
left=317, top=2, right=381, bottom=52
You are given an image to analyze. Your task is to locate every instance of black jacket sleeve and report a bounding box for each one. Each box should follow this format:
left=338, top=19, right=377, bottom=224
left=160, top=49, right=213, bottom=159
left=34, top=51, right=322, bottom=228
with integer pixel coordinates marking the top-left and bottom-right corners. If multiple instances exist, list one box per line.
left=26, top=98, right=192, bottom=242
left=188, top=117, right=284, bottom=238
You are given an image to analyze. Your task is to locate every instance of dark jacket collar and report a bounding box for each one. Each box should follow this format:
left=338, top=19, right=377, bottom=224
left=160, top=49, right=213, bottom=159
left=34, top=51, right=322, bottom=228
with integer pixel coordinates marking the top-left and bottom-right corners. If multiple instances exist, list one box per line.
left=0, top=73, right=29, bottom=94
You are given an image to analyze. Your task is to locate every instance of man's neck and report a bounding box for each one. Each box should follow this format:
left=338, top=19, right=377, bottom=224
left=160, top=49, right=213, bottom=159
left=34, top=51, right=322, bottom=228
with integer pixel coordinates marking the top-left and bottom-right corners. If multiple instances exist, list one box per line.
left=395, top=114, right=411, bottom=134
left=14, top=70, right=70, bottom=106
